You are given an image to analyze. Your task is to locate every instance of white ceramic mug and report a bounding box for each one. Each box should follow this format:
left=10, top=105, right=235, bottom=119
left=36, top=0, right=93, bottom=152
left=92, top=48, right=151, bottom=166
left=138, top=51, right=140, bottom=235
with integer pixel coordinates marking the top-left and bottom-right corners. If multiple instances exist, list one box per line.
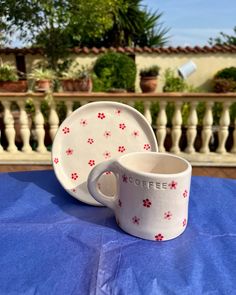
left=87, top=152, right=192, bottom=241
left=178, top=60, right=197, bottom=79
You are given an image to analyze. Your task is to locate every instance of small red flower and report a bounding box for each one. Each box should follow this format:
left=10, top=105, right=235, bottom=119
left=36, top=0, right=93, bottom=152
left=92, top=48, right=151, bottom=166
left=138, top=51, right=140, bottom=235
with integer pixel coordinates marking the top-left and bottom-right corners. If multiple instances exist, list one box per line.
left=71, top=188, right=76, bottom=193
left=132, top=216, right=140, bottom=225
left=143, top=143, right=151, bottom=150
left=132, top=130, right=140, bottom=137
left=143, top=198, right=152, bottom=208
left=115, top=109, right=122, bottom=115
left=54, top=158, right=59, bottom=164
left=66, top=148, right=73, bottom=155
left=155, top=233, right=164, bottom=241
left=80, top=119, right=88, bottom=126
left=104, top=131, right=111, bottom=138
left=62, top=127, right=70, bottom=134
left=87, top=138, right=94, bottom=144
left=98, top=112, right=105, bottom=119
left=122, top=174, right=128, bottom=183
left=105, top=171, right=112, bottom=175
left=118, top=146, right=126, bottom=153
left=71, top=172, right=78, bottom=180
left=88, top=159, right=95, bottom=167
left=164, top=211, right=172, bottom=220
left=183, top=189, right=188, bottom=198
left=118, top=199, right=122, bottom=207
left=119, top=123, right=126, bottom=130
left=168, top=181, right=177, bottom=189
left=183, top=218, right=187, bottom=227
left=103, top=151, right=111, bottom=159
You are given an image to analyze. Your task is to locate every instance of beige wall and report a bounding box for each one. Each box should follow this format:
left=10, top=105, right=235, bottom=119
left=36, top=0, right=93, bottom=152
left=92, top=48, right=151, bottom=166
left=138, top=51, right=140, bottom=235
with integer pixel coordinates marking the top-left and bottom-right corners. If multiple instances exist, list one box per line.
left=1, top=52, right=235, bottom=92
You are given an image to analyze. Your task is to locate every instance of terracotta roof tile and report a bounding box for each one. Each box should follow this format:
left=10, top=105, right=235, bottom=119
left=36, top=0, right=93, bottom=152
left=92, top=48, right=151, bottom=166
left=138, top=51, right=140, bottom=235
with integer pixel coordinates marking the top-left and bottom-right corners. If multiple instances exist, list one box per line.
left=0, top=45, right=236, bottom=55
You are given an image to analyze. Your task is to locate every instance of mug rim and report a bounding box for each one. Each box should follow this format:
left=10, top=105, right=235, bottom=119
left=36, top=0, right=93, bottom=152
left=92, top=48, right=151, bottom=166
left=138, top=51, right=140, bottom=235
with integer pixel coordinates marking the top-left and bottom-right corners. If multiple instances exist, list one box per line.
left=116, top=152, right=192, bottom=178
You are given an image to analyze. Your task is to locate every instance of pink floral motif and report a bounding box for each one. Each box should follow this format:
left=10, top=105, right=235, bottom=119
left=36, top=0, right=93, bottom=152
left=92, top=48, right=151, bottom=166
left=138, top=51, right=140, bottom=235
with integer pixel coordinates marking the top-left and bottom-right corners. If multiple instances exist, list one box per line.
left=71, top=188, right=76, bottom=193
left=168, top=181, right=177, bottom=189
left=115, top=109, right=122, bottom=115
left=66, top=148, right=73, bottom=155
left=118, top=146, right=126, bottom=153
left=132, top=216, right=140, bottom=225
left=87, top=138, right=94, bottom=144
left=103, top=151, right=111, bottom=159
left=62, top=127, right=70, bottom=134
left=143, top=143, right=151, bottom=150
left=71, top=173, right=79, bottom=180
left=105, top=171, right=112, bottom=175
left=155, top=233, right=164, bottom=241
left=118, top=199, right=122, bottom=207
left=104, top=131, right=111, bottom=138
left=119, top=123, right=126, bottom=130
left=98, top=112, right=106, bottom=119
left=54, top=157, right=59, bottom=164
left=132, top=130, right=140, bottom=137
left=80, top=119, right=88, bottom=126
left=122, top=174, right=128, bottom=183
left=164, top=211, right=173, bottom=220
left=183, top=189, right=188, bottom=198
left=88, top=159, right=95, bottom=167
left=183, top=218, right=187, bottom=227
left=143, top=198, right=152, bottom=208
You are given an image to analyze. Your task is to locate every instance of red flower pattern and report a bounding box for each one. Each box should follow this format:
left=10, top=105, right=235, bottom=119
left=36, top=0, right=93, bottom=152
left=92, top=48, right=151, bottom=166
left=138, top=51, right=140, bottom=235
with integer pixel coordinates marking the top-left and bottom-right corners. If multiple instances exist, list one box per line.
left=183, top=189, right=188, bottom=198
left=168, top=181, right=177, bottom=189
left=87, top=138, right=94, bottom=144
left=66, top=148, right=73, bottom=155
left=122, top=174, right=128, bottom=183
left=132, top=130, right=140, bottom=137
left=118, top=146, right=126, bottom=153
left=98, top=112, right=105, bottom=119
left=115, top=109, right=122, bottom=115
left=80, top=119, right=88, bottom=126
left=88, top=159, right=95, bottom=167
left=62, top=127, right=70, bottom=134
left=164, top=211, right=172, bottom=220
left=54, top=158, right=59, bottom=164
left=143, top=143, right=151, bottom=150
left=119, top=123, right=126, bottom=130
left=103, top=151, right=111, bottom=159
left=155, top=233, right=164, bottom=241
left=183, top=218, right=187, bottom=227
left=105, top=171, right=112, bottom=175
left=71, top=188, right=76, bottom=193
left=143, top=198, right=152, bottom=208
left=71, top=173, right=78, bottom=180
left=104, top=131, right=111, bottom=138
left=132, top=216, right=140, bottom=225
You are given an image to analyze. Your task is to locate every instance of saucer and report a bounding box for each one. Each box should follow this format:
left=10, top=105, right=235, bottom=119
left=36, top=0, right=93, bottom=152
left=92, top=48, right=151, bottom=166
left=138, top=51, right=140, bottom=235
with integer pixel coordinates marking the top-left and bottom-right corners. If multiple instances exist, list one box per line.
left=52, top=101, right=158, bottom=206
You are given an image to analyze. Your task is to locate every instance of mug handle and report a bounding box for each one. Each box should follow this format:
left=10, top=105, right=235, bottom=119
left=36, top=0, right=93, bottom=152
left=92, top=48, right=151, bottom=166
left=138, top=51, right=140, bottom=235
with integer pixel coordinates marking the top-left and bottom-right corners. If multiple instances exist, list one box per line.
left=87, top=159, right=119, bottom=210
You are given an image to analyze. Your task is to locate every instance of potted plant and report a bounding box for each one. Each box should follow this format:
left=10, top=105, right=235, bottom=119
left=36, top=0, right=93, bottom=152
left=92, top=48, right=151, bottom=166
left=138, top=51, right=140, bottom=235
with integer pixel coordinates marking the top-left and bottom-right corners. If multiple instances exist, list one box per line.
left=139, top=65, right=160, bottom=93
left=28, top=68, right=55, bottom=92
left=0, top=60, right=28, bottom=92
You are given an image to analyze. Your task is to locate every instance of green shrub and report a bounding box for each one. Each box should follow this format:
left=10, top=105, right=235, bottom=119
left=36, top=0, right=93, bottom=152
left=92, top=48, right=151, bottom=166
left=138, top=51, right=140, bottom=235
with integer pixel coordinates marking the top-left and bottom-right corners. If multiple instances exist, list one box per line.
left=215, top=67, right=236, bottom=81
left=163, top=69, right=187, bottom=92
left=213, top=78, right=236, bottom=93
left=140, top=65, right=160, bottom=77
left=93, top=52, right=136, bottom=92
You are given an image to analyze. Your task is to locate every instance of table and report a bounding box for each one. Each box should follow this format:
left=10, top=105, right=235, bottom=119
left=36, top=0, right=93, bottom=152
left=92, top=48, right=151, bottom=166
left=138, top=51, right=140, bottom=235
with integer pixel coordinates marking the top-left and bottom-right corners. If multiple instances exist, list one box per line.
left=0, top=170, right=235, bottom=295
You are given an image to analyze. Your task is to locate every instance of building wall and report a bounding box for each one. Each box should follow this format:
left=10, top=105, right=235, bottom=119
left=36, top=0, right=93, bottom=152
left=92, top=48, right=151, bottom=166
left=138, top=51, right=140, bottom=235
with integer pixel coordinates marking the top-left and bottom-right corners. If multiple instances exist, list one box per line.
left=1, top=52, right=235, bottom=92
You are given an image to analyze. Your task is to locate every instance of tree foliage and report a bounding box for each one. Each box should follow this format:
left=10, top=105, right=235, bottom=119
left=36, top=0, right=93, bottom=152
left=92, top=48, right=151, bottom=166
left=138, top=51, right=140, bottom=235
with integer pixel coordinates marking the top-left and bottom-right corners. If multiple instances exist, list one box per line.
left=209, top=26, right=236, bottom=46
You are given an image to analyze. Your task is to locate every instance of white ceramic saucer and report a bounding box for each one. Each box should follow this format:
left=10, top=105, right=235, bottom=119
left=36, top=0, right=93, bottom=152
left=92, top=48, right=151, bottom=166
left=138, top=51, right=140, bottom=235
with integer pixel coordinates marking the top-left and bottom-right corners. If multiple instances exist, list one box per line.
left=52, top=101, right=158, bottom=206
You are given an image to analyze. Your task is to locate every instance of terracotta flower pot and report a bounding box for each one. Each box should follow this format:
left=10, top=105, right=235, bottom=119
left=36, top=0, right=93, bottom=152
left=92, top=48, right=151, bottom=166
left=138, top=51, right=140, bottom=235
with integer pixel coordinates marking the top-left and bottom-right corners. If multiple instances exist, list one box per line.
left=140, top=76, right=157, bottom=93
left=0, top=80, right=28, bottom=92
left=61, top=79, right=75, bottom=92
left=74, top=78, right=92, bottom=92
left=35, top=80, right=52, bottom=92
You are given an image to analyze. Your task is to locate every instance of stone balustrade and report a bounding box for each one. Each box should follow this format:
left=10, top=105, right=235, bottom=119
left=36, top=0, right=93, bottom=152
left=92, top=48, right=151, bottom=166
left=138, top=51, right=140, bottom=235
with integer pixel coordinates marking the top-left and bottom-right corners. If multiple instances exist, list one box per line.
left=0, top=92, right=236, bottom=166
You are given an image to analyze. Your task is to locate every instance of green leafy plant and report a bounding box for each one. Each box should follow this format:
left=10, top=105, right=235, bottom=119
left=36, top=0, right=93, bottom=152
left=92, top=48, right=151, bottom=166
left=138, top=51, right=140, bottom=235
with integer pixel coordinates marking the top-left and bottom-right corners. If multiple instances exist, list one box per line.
left=28, top=68, right=56, bottom=81
left=140, top=65, right=160, bottom=77
left=62, top=62, right=91, bottom=80
left=0, top=60, right=18, bottom=82
left=93, top=52, right=136, bottom=92
left=215, top=67, right=236, bottom=81
left=163, top=69, right=187, bottom=92
left=213, top=67, right=236, bottom=92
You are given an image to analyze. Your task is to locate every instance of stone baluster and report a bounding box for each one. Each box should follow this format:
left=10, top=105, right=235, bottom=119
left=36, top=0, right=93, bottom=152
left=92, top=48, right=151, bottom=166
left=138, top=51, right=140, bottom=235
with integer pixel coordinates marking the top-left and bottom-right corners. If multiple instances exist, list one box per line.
left=49, top=100, right=59, bottom=141
left=2, top=100, right=18, bottom=152
left=34, top=100, right=47, bottom=153
left=231, top=118, right=236, bottom=153
left=200, top=101, right=214, bottom=154
left=144, top=101, right=152, bottom=125
left=216, top=101, right=231, bottom=154
left=170, top=101, right=182, bottom=153
left=156, top=101, right=167, bottom=152
left=18, top=100, right=32, bottom=153
left=65, top=100, right=73, bottom=118
left=185, top=101, right=198, bottom=153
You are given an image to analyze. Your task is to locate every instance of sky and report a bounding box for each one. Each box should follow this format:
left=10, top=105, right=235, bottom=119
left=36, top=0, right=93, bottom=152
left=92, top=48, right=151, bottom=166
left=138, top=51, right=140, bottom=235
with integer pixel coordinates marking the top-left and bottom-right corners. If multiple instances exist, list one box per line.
left=142, top=0, right=235, bottom=46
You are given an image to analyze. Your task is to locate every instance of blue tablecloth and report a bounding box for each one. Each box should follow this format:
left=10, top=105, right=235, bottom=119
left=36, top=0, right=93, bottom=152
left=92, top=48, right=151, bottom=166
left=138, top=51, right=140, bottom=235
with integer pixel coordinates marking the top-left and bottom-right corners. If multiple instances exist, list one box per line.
left=0, top=170, right=235, bottom=295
